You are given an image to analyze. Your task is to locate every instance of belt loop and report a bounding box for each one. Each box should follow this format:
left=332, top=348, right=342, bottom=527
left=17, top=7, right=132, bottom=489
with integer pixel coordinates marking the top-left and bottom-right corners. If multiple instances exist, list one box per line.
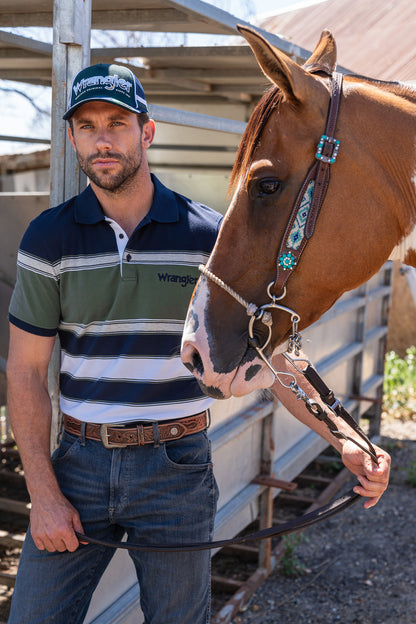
left=206, top=409, right=211, bottom=429
left=136, top=424, right=145, bottom=446
left=152, top=422, right=160, bottom=448
left=80, top=421, right=86, bottom=447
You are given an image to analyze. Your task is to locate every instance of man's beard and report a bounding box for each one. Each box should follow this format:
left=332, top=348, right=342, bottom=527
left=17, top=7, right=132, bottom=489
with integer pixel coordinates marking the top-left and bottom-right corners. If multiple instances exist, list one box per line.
left=76, top=149, right=142, bottom=194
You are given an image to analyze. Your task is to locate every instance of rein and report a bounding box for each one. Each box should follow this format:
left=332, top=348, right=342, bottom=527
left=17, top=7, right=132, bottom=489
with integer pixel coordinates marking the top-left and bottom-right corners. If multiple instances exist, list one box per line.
left=76, top=71, right=377, bottom=554
left=76, top=489, right=360, bottom=552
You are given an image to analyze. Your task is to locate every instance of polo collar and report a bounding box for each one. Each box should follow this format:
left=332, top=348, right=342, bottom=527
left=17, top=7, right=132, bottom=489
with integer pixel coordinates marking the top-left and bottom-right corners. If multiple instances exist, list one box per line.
left=146, top=174, right=179, bottom=224
left=73, top=174, right=179, bottom=226
left=74, top=185, right=106, bottom=225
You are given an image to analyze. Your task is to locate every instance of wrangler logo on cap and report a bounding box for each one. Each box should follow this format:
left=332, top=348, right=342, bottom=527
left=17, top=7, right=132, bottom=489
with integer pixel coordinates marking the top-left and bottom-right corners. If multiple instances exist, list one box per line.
left=73, top=74, right=133, bottom=97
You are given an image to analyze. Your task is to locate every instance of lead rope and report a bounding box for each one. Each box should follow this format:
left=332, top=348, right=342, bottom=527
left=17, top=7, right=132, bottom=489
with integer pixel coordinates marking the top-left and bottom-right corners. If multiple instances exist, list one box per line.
left=199, top=264, right=379, bottom=466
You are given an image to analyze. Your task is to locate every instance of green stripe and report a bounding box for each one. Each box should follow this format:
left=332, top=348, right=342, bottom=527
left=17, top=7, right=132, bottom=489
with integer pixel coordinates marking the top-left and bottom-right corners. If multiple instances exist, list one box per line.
left=9, top=267, right=60, bottom=330
left=60, top=263, right=200, bottom=323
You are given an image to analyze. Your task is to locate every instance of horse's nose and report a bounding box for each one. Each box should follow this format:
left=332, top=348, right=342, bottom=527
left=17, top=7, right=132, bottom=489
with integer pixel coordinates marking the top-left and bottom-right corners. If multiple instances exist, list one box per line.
left=181, top=342, right=205, bottom=377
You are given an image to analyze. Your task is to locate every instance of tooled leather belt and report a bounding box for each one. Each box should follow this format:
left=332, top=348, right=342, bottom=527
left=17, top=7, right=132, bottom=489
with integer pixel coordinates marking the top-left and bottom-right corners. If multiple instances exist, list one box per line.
left=63, top=412, right=208, bottom=449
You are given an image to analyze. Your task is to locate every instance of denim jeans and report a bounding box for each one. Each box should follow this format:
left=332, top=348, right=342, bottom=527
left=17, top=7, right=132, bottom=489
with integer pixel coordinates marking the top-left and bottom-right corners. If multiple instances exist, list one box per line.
left=8, top=429, right=218, bottom=624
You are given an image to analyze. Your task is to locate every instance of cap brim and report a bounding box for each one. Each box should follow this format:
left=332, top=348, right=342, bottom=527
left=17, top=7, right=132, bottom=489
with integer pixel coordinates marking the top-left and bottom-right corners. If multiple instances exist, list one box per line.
left=63, top=96, right=148, bottom=120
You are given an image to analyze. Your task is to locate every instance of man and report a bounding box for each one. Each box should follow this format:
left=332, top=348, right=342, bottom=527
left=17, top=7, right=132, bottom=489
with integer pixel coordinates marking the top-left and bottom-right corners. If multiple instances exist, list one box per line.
left=7, top=63, right=390, bottom=624
left=7, top=63, right=222, bottom=624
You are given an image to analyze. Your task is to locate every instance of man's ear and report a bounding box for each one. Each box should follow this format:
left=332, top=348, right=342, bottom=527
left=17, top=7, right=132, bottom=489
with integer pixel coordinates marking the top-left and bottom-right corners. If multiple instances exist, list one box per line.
left=141, top=119, right=156, bottom=149
left=67, top=125, right=76, bottom=151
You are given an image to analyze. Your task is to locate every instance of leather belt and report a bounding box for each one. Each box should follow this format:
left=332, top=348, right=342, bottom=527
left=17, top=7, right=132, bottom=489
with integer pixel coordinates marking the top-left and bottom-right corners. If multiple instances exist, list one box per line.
left=63, top=412, right=208, bottom=449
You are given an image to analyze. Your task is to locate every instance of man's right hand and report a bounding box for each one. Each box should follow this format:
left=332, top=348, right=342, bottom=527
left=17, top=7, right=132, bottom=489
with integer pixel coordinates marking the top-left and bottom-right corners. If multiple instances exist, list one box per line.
left=30, top=494, right=85, bottom=552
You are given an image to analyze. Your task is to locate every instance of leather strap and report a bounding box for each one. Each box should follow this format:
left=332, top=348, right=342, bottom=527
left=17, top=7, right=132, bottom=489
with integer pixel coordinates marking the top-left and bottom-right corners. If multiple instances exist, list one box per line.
left=76, top=488, right=361, bottom=552
left=274, top=72, right=343, bottom=294
left=302, top=363, right=379, bottom=464
left=63, top=412, right=208, bottom=448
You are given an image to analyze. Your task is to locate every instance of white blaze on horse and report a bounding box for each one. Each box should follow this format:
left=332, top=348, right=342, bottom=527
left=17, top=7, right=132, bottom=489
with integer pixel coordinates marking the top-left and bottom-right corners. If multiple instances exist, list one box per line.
left=181, top=25, right=416, bottom=401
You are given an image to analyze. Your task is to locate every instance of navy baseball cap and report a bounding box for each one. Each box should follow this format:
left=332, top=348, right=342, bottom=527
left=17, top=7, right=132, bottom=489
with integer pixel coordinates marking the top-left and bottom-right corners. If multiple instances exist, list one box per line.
left=63, top=63, right=148, bottom=120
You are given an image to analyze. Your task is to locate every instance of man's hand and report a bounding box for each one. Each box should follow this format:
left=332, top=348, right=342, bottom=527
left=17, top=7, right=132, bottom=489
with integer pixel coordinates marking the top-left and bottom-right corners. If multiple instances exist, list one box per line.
left=30, top=494, right=85, bottom=552
left=341, top=440, right=391, bottom=509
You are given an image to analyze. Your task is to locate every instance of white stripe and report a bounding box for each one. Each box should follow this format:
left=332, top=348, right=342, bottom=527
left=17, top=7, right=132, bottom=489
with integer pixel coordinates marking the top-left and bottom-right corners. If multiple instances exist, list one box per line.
left=17, top=250, right=58, bottom=280
left=45, top=250, right=210, bottom=274
left=120, top=251, right=210, bottom=266
left=60, top=395, right=215, bottom=424
left=59, top=318, right=185, bottom=337
left=60, top=253, right=120, bottom=273
left=60, top=352, right=192, bottom=383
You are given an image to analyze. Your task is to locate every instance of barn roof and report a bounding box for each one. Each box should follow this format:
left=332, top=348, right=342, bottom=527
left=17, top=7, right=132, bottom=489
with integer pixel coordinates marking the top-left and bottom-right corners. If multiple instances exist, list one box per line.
left=259, top=0, right=416, bottom=81
left=0, top=0, right=317, bottom=106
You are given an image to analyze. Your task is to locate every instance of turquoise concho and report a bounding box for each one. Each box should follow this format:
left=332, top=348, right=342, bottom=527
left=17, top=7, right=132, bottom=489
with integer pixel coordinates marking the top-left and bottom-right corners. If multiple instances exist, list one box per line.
left=278, top=252, right=297, bottom=270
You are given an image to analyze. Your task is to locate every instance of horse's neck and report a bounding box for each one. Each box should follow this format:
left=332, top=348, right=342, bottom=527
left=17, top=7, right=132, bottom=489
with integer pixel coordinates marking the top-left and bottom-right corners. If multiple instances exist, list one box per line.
left=374, top=82, right=416, bottom=267
left=388, top=86, right=416, bottom=267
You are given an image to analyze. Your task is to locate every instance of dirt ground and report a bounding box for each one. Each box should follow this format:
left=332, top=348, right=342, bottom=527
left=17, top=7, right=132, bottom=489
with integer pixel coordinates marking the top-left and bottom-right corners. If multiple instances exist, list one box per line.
left=231, top=417, right=416, bottom=624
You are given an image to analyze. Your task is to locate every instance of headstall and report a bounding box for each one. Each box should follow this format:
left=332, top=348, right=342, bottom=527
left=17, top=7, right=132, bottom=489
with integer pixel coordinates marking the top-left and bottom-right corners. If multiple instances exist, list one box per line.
left=199, top=70, right=377, bottom=465
left=77, top=71, right=378, bottom=554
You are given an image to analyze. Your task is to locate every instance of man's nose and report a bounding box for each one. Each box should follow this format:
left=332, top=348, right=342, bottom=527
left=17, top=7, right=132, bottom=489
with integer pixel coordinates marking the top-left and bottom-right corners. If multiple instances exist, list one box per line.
left=95, top=129, right=112, bottom=150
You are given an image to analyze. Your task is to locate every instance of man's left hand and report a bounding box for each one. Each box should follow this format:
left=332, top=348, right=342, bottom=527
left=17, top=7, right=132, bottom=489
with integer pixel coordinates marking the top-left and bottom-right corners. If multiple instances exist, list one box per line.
left=341, top=441, right=391, bottom=508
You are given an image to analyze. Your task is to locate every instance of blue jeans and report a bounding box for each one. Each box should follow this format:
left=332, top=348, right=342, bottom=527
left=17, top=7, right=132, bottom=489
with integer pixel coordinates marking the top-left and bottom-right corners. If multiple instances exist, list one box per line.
left=8, top=429, right=218, bottom=624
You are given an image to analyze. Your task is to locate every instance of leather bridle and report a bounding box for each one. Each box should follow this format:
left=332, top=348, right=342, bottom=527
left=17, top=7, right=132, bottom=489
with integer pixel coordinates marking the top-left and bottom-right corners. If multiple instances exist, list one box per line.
left=76, top=70, right=379, bottom=553
left=200, top=69, right=378, bottom=464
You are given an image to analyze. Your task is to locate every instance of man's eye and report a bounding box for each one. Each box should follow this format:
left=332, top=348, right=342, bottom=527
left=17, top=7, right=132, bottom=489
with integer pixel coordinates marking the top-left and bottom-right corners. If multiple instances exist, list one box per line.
left=258, top=178, right=280, bottom=195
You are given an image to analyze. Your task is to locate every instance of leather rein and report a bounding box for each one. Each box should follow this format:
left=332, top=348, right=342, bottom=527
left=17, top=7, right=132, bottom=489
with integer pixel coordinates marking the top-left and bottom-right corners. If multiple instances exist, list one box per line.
left=76, top=70, right=378, bottom=554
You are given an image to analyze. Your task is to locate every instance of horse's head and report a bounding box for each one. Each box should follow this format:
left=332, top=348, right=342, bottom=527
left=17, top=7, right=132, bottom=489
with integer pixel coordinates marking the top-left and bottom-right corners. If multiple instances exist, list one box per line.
left=181, top=26, right=414, bottom=399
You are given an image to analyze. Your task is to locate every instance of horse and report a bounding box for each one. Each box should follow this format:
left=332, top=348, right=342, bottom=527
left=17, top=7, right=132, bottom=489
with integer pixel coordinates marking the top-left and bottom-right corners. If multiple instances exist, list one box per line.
left=181, top=25, right=416, bottom=401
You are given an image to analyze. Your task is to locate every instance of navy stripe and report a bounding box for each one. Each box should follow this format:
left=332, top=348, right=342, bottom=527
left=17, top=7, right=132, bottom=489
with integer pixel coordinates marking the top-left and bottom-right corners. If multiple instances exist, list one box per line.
left=9, top=314, right=57, bottom=337
left=60, top=374, right=204, bottom=405
left=59, top=330, right=182, bottom=358
left=20, top=178, right=222, bottom=263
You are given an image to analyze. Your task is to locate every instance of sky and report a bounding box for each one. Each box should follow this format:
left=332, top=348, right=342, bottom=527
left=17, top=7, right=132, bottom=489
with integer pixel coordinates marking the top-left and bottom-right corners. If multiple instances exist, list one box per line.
left=0, top=0, right=326, bottom=155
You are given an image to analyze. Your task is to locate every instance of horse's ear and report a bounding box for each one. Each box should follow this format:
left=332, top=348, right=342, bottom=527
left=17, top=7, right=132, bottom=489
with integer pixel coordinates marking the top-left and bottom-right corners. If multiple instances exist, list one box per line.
left=237, top=25, right=327, bottom=104
left=303, top=30, right=337, bottom=75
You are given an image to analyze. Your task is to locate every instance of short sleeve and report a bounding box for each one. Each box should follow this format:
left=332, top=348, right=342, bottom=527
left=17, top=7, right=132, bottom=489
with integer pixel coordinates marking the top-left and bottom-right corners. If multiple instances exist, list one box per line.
left=9, top=222, right=60, bottom=336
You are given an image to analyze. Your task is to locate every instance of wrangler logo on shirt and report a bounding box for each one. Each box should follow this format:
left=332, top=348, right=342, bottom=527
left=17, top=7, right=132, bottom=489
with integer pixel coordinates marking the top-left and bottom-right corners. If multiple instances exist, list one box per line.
left=157, top=273, right=198, bottom=288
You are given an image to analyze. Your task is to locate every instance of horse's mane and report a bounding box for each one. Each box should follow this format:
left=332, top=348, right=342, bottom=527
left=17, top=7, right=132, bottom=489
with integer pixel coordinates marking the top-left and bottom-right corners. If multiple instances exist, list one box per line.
left=345, top=73, right=416, bottom=103
left=229, top=85, right=284, bottom=192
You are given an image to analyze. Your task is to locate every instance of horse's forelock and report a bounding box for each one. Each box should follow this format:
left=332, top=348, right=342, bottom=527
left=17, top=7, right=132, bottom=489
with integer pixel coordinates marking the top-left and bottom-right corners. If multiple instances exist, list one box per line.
left=229, top=86, right=283, bottom=195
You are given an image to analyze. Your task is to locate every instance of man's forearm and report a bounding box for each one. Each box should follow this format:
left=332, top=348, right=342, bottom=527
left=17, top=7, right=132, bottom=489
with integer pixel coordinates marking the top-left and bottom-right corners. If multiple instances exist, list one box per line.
left=7, top=368, right=61, bottom=501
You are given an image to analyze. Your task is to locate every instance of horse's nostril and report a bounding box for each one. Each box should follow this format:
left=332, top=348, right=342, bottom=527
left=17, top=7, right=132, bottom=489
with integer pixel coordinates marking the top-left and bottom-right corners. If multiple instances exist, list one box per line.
left=192, top=350, right=204, bottom=376
left=181, top=343, right=205, bottom=376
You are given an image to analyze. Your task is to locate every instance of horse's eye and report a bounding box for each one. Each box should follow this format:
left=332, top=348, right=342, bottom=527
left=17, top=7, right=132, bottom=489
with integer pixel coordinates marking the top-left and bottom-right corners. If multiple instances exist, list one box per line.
left=258, top=178, right=280, bottom=195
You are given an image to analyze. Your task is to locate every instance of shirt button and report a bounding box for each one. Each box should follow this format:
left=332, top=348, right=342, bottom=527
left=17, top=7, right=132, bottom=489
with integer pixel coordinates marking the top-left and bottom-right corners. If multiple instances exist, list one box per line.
left=126, top=254, right=132, bottom=262
left=119, top=233, right=124, bottom=239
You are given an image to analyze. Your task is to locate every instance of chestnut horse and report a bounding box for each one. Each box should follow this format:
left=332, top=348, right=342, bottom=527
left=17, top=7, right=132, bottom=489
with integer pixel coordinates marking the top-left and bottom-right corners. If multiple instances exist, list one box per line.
left=181, top=25, right=416, bottom=400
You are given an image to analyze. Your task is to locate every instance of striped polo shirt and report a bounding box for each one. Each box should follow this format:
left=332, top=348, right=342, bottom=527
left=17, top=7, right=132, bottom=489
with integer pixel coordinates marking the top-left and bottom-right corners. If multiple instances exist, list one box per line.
left=9, top=175, right=222, bottom=423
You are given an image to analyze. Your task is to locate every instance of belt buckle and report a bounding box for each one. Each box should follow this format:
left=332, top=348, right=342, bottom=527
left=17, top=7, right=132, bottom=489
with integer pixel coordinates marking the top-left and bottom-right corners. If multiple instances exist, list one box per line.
left=100, top=423, right=129, bottom=449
